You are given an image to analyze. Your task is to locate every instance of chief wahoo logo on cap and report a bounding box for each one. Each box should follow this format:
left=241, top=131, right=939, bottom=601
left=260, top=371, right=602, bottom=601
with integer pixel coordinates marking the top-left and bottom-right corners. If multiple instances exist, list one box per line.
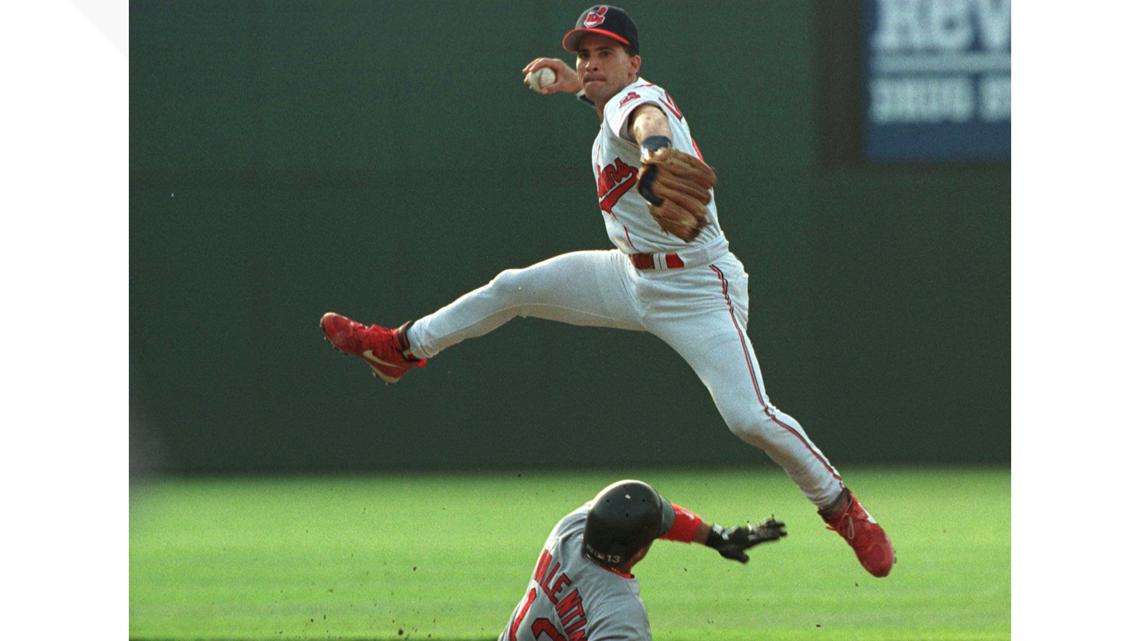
left=583, top=6, right=609, bottom=28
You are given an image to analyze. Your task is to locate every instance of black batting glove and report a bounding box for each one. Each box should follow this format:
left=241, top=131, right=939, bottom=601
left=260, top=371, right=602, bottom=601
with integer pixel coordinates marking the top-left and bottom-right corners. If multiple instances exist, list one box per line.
left=704, top=517, right=787, bottom=564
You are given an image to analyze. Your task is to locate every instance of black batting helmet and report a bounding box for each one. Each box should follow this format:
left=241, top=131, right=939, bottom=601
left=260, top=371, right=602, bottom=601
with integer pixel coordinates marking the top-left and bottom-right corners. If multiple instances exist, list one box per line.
left=583, top=479, right=675, bottom=567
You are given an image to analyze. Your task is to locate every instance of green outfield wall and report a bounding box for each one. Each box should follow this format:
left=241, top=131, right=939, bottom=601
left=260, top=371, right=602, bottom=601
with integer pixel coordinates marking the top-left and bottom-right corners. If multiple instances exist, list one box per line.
left=129, top=1, right=1010, bottom=473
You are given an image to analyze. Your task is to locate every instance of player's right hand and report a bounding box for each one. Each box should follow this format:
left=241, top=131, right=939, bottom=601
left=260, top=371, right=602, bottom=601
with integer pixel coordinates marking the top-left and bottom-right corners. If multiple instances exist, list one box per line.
left=705, top=517, right=787, bottom=564
left=521, top=57, right=581, bottom=95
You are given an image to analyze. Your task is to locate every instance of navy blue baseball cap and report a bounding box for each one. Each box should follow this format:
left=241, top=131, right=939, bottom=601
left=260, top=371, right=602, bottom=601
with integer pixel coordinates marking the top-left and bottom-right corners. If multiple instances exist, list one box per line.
left=562, top=5, right=640, bottom=54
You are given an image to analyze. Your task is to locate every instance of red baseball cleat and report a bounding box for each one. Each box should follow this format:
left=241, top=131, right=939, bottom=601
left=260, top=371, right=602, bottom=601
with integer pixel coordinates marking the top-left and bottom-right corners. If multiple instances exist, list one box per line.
left=821, top=489, right=896, bottom=577
left=320, top=312, right=426, bottom=384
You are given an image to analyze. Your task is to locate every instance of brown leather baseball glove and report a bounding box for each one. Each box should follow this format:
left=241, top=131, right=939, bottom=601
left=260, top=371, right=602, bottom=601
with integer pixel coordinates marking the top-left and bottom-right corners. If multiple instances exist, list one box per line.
left=636, top=148, right=717, bottom=242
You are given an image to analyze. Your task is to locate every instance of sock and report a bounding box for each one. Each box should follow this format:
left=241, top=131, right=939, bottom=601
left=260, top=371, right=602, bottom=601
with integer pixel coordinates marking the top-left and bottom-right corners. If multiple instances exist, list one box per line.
left=819, top=487, right=850, bottom=520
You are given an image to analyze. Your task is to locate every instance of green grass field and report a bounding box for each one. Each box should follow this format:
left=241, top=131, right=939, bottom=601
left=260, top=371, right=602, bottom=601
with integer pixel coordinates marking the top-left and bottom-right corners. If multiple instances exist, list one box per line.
left=129, top=467, right=1009, bottom=641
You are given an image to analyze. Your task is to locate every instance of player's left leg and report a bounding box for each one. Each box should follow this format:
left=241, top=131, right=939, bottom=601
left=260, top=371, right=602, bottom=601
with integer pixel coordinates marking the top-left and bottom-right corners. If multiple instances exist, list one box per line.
left=639, top=256, right=843, bottom=507
left=641, top=254, right=895, bottom=577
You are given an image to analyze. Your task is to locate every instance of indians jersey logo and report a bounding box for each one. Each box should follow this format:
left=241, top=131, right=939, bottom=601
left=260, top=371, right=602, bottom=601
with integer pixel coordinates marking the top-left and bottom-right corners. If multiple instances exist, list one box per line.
left=583, top=6, right=608, bottom=28
left=596, top=157, right=638, bottom=214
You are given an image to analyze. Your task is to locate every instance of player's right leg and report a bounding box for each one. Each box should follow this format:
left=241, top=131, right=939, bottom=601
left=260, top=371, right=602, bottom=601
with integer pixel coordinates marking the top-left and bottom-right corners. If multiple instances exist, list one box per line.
left=406, top=249, right=644, bottom=358
left=321, top=250, right=644, bottom=381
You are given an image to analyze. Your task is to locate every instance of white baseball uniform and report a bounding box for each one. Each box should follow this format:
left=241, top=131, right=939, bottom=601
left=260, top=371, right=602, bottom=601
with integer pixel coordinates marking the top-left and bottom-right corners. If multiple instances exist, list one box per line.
left=498, top=505, right=652, bottom=641
left=406, top=77, right=845, bottom=508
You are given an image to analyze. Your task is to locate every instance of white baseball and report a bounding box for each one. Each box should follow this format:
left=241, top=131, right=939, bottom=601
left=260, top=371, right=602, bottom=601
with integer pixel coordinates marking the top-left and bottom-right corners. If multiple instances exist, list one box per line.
left=526, top=67, right=556, bottom=93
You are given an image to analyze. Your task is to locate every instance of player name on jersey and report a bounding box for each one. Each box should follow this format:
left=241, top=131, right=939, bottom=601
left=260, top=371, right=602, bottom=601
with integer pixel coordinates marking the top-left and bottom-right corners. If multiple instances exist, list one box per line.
left=532, top=548, right=588, bottom=635
left=508, top=545, right=590, bottom=641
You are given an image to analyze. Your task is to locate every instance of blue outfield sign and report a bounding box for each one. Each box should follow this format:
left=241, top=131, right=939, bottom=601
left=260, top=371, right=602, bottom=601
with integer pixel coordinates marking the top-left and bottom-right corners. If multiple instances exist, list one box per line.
left=863, top=0, right=1010, bottom=162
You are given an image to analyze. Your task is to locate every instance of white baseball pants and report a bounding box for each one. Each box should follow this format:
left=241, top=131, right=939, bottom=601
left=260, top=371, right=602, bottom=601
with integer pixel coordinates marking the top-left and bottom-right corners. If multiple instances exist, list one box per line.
left=405, top=249, right=845, bottom=509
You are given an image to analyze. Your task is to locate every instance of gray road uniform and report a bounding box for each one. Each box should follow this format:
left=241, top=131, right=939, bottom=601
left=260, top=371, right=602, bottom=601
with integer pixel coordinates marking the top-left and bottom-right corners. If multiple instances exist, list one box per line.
left=499, top=506, right=652, bottom=641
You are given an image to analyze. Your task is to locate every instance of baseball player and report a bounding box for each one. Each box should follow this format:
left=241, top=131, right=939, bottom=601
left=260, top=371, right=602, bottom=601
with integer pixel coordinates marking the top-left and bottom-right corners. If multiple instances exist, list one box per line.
left=321, top=5, right=896, bottom=577
left=499, top=479, right=786, bottom=641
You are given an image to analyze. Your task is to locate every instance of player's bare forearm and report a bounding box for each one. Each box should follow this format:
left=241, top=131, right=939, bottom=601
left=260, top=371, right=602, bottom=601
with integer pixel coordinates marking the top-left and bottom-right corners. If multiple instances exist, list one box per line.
left=692, top=522, right=711, bottom=545
left=520, top=57, right=581, bottom=95
left=630, top=104, right=671, bottom=144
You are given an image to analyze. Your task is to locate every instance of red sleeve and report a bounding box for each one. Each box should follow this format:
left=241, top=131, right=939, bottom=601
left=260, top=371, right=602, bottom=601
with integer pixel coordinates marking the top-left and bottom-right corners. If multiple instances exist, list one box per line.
left=660, top=502, right=703, bottom=543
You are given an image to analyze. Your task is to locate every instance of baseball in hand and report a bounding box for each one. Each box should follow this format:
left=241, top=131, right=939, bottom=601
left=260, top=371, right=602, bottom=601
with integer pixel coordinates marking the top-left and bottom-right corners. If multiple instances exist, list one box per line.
left=525, top=67, right=556, bottom=93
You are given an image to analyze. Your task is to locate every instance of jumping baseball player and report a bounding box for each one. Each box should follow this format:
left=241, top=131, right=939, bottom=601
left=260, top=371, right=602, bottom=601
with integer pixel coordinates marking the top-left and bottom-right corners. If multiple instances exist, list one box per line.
left=321, top=5, right=896, bottom=577
left=499, top=479, right=786, bottom=641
